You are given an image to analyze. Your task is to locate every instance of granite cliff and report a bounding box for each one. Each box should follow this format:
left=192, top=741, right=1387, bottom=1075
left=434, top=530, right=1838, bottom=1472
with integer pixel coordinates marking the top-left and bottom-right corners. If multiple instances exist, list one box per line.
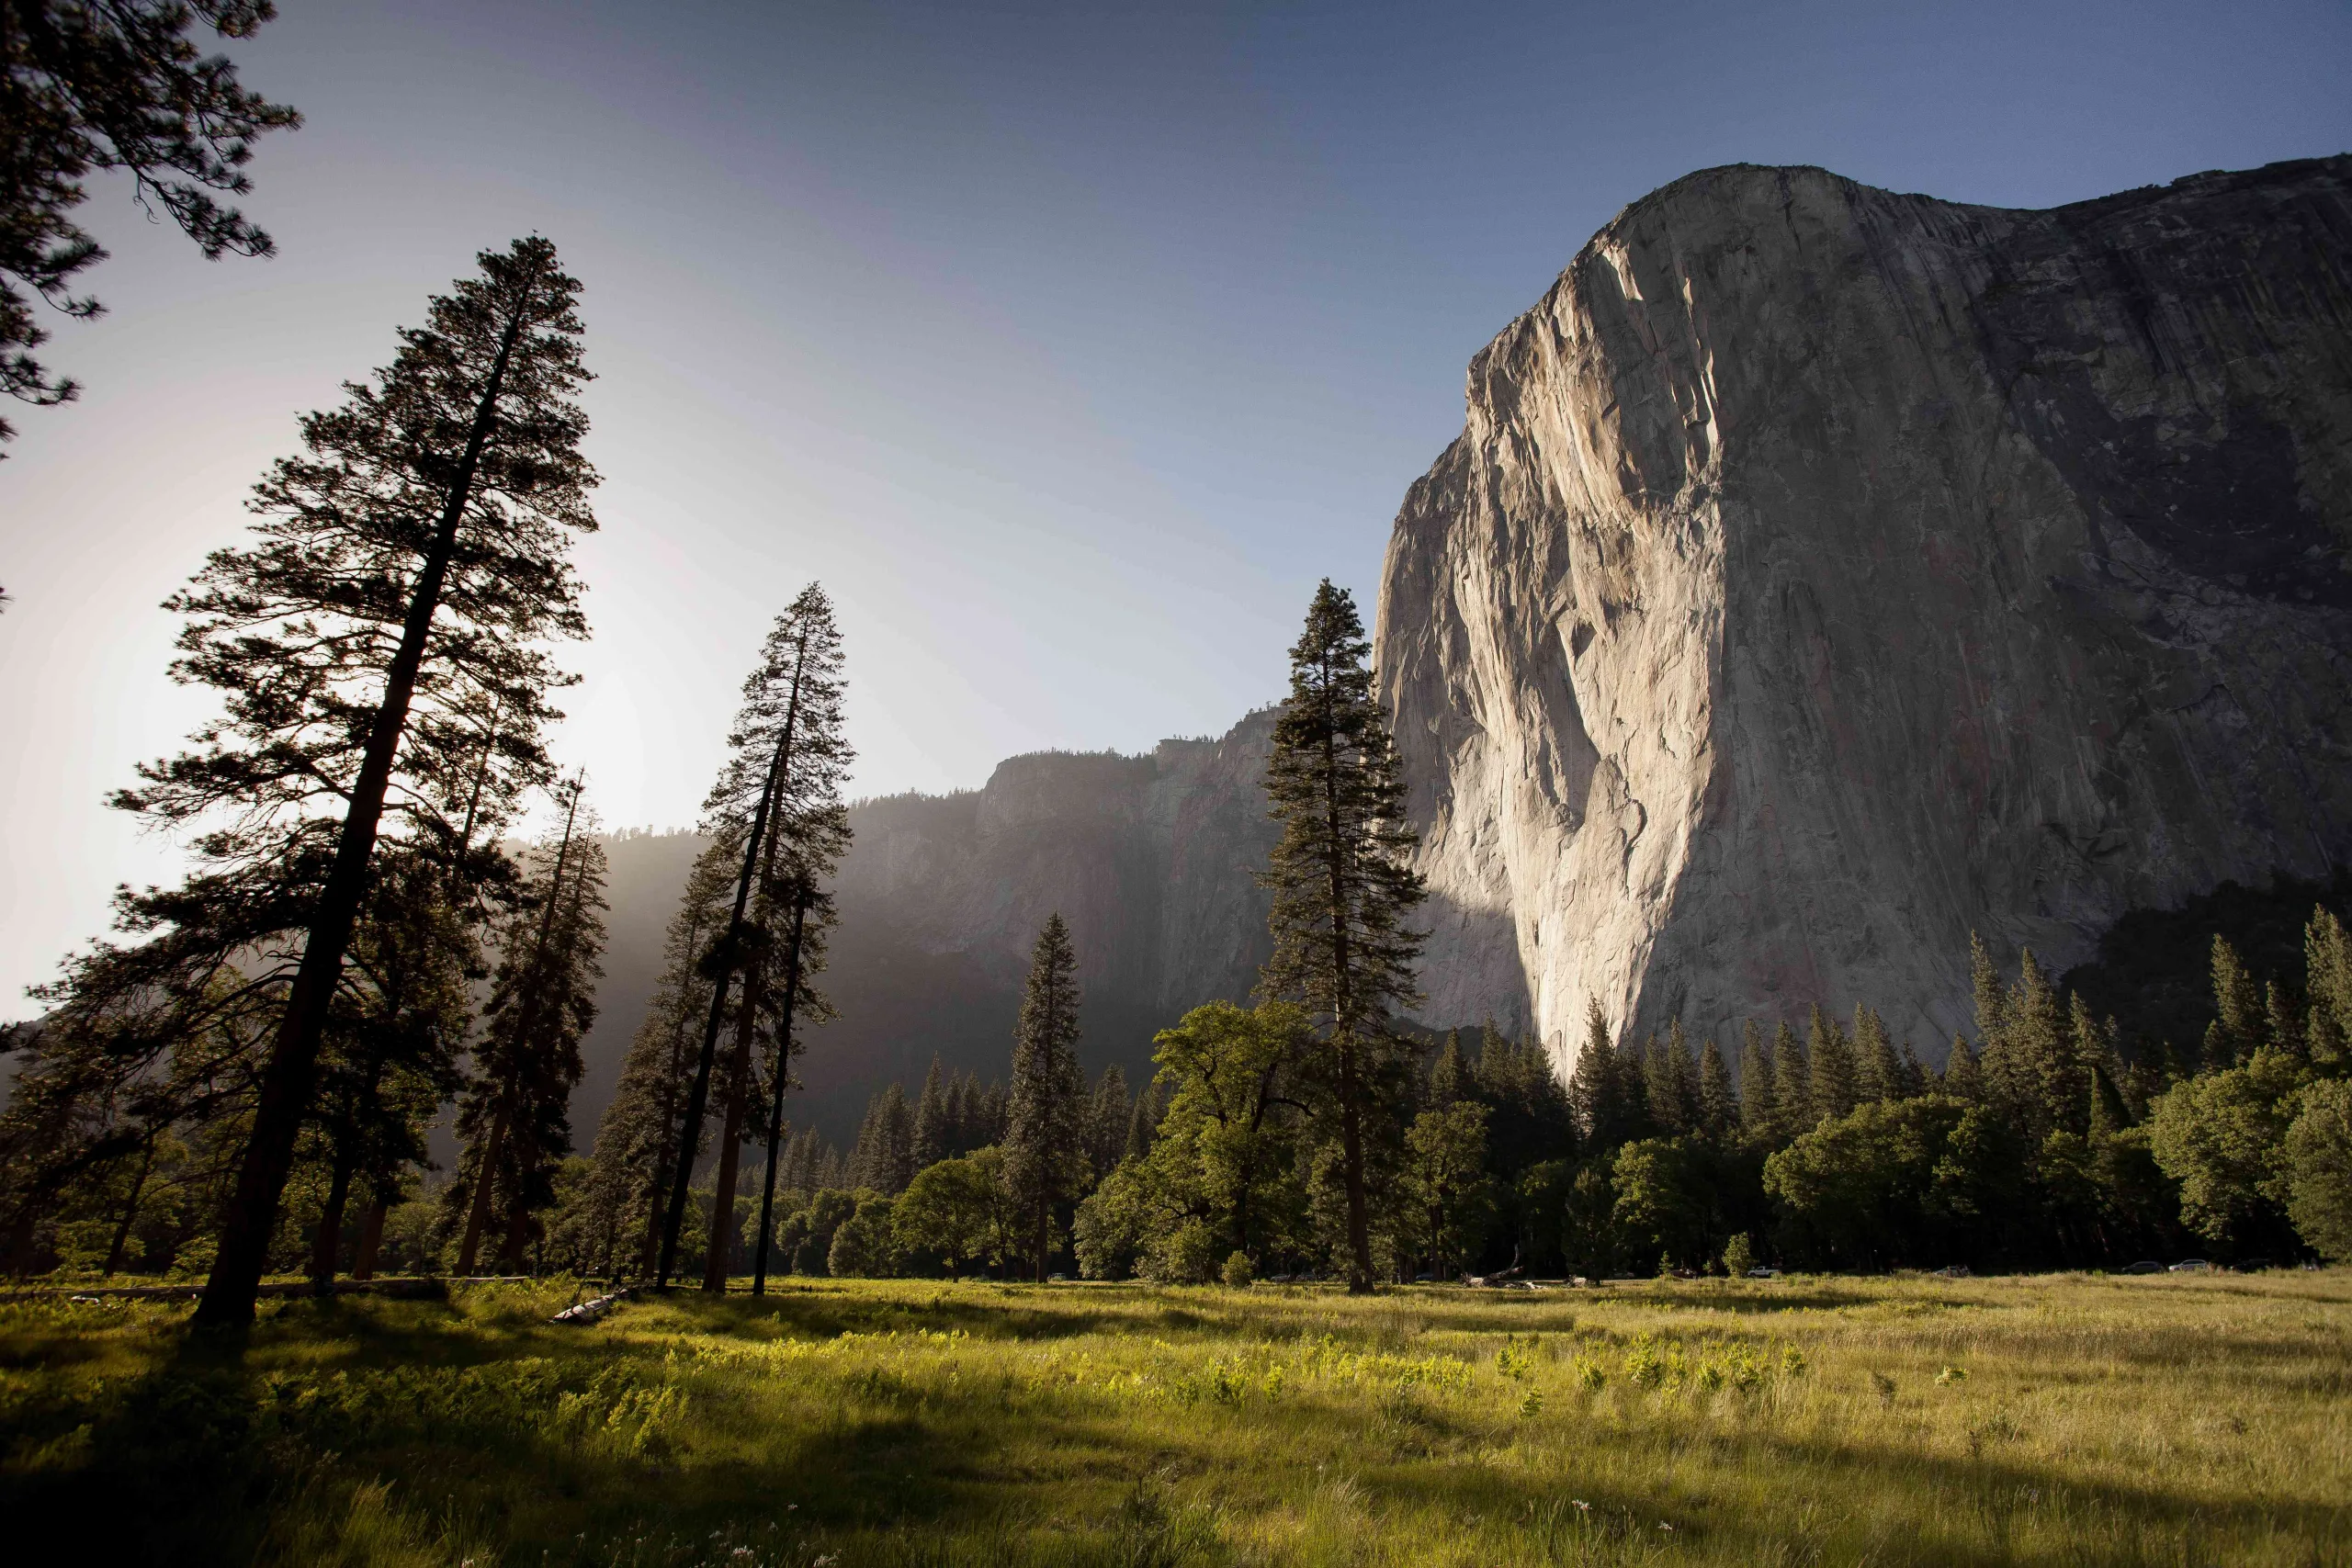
left=572, top=711, right=1281, bottom=1139
left=1377, top=156, right=2352, bottom=1070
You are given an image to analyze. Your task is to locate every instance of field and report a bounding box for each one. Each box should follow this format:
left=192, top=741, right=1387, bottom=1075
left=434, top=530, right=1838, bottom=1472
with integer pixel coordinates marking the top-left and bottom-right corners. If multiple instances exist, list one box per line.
left=1, top=1270, right=2346, bottom=1567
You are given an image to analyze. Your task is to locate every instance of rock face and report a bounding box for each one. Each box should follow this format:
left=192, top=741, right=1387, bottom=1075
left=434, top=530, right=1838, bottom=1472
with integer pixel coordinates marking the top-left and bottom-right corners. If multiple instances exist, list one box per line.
left=1376, top=157, right=2352, bottom=1070
left=570, top=711, right=1283, bottom=1141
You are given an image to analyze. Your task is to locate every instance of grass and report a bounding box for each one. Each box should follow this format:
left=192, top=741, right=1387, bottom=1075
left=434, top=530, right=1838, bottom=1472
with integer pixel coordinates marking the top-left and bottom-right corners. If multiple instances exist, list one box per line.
left=2, top=1270, right=2348, bottom=1566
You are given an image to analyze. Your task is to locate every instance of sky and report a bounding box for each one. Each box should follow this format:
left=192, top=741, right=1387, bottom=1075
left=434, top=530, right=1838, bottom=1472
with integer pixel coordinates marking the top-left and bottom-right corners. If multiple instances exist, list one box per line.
left=2, top=0, right=2347, bottom=1009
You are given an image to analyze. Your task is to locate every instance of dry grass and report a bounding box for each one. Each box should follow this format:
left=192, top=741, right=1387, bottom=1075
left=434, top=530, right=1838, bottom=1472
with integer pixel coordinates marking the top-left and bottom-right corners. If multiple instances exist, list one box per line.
left=1, top=1269, right=2346, bottom=1566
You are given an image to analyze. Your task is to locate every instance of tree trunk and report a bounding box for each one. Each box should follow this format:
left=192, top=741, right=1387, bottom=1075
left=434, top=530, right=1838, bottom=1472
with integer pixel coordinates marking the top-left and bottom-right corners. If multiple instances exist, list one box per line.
left=310, top=1139, right=356, bottom=1292
left=454, top=1107, right=511, bottom=1276
left=701, top=1017, right=757, bottom=1292
left=657, top=711, right=793, bottom=1286
left=752, top=897, right=811, bottom=1295
left=102, top=1139, right=157, bottom=1278
left=195, top=270, right=540, bottom=1329
left=352, top=1198, right=387, bottom=1280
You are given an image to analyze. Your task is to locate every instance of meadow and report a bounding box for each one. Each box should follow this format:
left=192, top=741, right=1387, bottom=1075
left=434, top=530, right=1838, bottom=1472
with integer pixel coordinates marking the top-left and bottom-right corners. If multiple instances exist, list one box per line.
left=0, top=1270, right=2346, bottom=1567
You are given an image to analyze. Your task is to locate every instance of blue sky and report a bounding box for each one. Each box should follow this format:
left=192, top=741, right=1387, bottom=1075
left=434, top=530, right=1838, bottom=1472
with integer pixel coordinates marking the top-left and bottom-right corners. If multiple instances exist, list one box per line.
left=2, top=0, right=2346, bottom=1003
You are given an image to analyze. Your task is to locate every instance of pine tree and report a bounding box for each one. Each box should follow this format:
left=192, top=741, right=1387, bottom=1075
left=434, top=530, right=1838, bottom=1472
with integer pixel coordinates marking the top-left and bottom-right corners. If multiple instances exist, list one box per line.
left=1, top=0, right=300, bottom=448
left=657, top=585, right=853, bottom=1290
left=1259, top=581, right=1425, bottom=1293
left=1943, top=1035, right=1984, bottom=1101
left=912, top=1056, right=951, bottom=1169
left=1737, top=1021, right=1778, bottom=1142
left=2308, top=908, right=2352, bottom=1070
left=1853, top=1006, right=1901, bottom=1104
left=450, top=783, right=608, bottom=1272
left=1697, top=1034, right=1736, bottom=1141
left=850, top=1085, right=914, bottom=1194
left=583, top=836, right=736, bottom=1276
left=1772, top=1022, right=1813, bottom=1136
left=742, top=588, right=854, bottom=1293
left=1428, top=1032, right=1469, bottom=1108
left=2208, top=936, right=2265, bottom=1066
left=1085, top=1066, right=1130, bottom=1179
left=2002, top=951, right=2068, bottom=1136
left=1005, top=914, right=1085, bottom=1280
left=1808, top=1008, right=1857, bottom=1122
left=306, top=853, right=472, bottom=1287
left=130, top=237, right=598, bottom=1326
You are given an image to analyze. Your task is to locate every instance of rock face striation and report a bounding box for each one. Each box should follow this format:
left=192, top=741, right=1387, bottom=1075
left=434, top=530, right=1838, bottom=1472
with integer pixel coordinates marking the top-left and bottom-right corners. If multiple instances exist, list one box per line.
left=1378, top=156, right=2352, bottom=1071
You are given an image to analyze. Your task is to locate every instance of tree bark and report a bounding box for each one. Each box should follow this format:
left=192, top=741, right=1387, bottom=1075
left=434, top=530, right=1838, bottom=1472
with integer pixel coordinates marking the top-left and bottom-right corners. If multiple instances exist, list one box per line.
left=454, top=1106, right=511, bottom=1276
left=310, top=1138, right=355, bottom=1292
left=195, top=264, right=541, bottom=1329
left=752, top=895, right=811, bottom=1295
left=700, top=1012, right=757, bottom=1292
left=352, top=1197, right=387, bottom=1280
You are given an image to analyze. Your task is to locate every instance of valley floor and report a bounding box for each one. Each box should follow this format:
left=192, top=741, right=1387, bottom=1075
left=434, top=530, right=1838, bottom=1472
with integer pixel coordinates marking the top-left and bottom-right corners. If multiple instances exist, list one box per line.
left=0, top=1271, right=2346, bottom=1566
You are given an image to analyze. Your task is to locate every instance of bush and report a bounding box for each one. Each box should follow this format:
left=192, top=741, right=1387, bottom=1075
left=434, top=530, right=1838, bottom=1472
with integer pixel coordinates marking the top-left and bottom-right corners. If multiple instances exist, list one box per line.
left=1142, top=1219, right=1216, bottom=1284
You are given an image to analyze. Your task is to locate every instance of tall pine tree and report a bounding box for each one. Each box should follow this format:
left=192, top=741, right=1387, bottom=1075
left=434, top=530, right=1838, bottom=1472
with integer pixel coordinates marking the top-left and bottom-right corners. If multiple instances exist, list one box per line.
left=1260, top=581, right=1425, bottom=1292
left=450, top=782, right=608, bottom=1272
left=1004, top=914, right=1084, bottom=1281
left=98, top=237, right=599, bottom=1325
left=658, top=585, right=849, bottom=1287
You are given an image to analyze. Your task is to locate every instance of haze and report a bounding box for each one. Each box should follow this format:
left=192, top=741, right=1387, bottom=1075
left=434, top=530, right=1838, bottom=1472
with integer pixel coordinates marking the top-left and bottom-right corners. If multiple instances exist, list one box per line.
left=3, top=0, right=2346, bottom=1010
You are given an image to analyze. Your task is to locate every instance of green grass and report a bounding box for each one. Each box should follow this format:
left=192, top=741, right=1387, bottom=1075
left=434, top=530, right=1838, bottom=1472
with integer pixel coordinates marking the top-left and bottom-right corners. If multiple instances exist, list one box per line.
left=3, top=1270, right=2348, bottom=1566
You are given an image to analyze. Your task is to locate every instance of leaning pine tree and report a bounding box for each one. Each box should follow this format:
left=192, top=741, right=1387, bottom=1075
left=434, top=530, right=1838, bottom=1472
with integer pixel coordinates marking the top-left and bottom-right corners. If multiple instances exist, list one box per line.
left=450, top=780, right=609, bottom=1273
left=583, top=834, right=739, bottom=1276
left=1004, top=913, right=1085, bottom=1282
left=1260, top=580, right=1425, bottom=1292
left=159, top=236, right=597, bottom=1325
left=656, top=584, right=852, bottom=1289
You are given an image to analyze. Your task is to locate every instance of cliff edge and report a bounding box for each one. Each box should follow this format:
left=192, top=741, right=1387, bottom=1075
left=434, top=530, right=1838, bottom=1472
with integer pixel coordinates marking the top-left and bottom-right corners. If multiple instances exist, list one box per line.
left=1377, top=157, right=2352, bottom=1067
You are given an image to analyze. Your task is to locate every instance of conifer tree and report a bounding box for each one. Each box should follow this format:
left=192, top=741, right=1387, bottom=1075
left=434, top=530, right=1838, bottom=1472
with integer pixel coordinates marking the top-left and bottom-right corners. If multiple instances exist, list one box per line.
left=1737, top=1021, right=1778, bottom=1142
left=1943, top=1035, right=1984, bottom=1101
left=1, top=0, right=300, bottom=448
left=1570, top=1002, right=1642, bottom=1154
left=1853, top=1006, right=1901, bottom=1104
left=1697, top=1034, right=1736, bottom=1141
left=119, top=237, right=598, bottom=1326
left=583, top=836, right=735, bottom=1275
left=658, top=586, right=852, bottom=1288
left=1809, top=1008, right=1858, bottom=1122
left=1005, top=914, right=1085, bottom=1280
left=306, top=853, right=472, bottom=1287
left=450, top=783, right=608, bottom=1272
left=1772, top=1022, right=1812, bottom=1135
left=2207, top=936, right=2265, bottom=1066
left=741, top=589, right=853, bottom=1293
left=850, top=1084, right=914, bottom=1194
left=912, top=1056, right=950, bottom=1169
left=1428, top=1032, right=1469, bottom=1108
left=1259, top=581, right=1425, bottom=1292
left=1085, top=1066, right=1131, bottom=1179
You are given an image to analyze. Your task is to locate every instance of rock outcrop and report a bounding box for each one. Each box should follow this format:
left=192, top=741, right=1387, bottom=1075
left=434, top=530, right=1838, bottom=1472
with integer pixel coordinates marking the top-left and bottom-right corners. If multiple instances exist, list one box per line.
left=1377, top=156, right=2352, bottom=1070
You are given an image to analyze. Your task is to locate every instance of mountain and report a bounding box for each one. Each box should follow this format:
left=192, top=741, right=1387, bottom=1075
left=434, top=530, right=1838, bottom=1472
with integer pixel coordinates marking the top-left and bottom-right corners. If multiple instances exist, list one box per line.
left=573, top=710, right=1282, bottom=1143
left=1377, top=156, right=2352, bottom=1070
